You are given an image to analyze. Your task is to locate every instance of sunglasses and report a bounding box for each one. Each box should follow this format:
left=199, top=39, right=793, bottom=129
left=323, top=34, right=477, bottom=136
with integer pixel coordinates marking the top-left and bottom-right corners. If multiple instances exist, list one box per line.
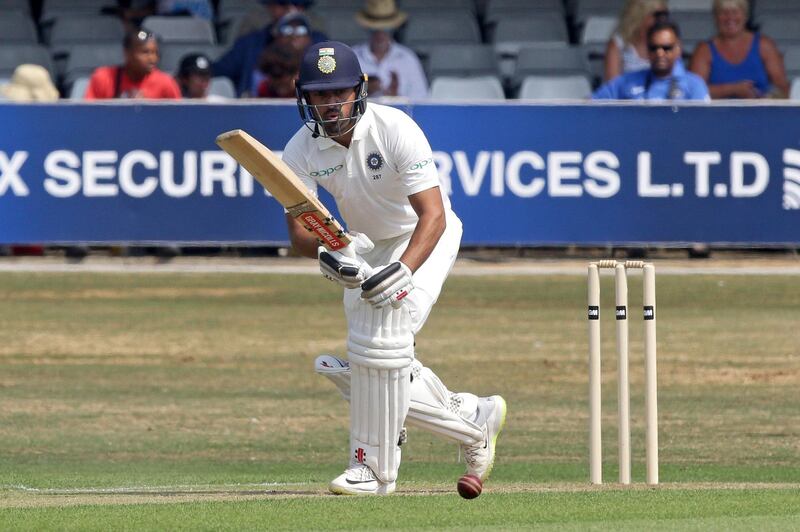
left=648, top=43, right=676, bottom=52
left=278, top=24, right=309, bottom=36
left=652, top=9, right=669, bottom=19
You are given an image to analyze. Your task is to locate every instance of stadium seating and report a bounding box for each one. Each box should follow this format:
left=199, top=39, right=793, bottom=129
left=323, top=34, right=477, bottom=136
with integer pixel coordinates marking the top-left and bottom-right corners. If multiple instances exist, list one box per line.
left=426, top=44, right=499, bottom=80
left=669, top=0, right=712, bottom=13
left=670, top=13, right=715, bottom=56
left=517, top=74, right=593, bottom=99
left=216, top=0, right=262, bottom=22
left=62, top=44, right=124, bottom=87
left=404, top=11, right=482, bottom=58
left=402, top=0, right=476, bottom=13
left=573, top=0, right=625, bottom=26
left=758, top=17, right=800, bottom=47
left=0, top=44, right=55, bottom=80
left=493, top=14, right=570, bottom=56
left=782, top=46, right=800, bottom=80
left=513, top=45, right=590, bottom=86
left=318, top=12, right=370, bottom=46
left=754, top=0, right=800, bottom=17
left=0, top=0, right=30, bottom=14
left=159, top=44, right=224, bottom=76
left=48, top=15, right=124, bottom=47
left=142, top=16, right=217, bottom=45
left=209, top=76, right=236, bottom=99
left=68, top=76, right=90, bottom=99
left=0, top=11, right=39, bottom=43
left=429, top=75, right=505, bottom=100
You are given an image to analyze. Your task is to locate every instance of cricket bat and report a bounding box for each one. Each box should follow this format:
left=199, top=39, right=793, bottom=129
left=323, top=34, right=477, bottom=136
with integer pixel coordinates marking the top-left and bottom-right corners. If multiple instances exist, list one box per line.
left=216, top=129, right=350, bottom=251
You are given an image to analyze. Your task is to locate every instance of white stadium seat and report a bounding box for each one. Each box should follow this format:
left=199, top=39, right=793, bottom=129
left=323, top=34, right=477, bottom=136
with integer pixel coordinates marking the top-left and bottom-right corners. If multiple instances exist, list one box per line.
left=429, top=75, right=506, bottom=100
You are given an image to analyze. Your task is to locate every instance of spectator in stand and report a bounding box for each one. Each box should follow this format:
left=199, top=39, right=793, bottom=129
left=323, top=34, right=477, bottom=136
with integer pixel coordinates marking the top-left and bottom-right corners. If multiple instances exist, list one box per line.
left=689, top=0, right=789, bottom=99
left=594, top=21, right=709, bottom=100
left=118, top=0, right=213, bottom=31
left=213, top=0, right=326, bottom=97
left=0, top=64, right=59, bottom=257
left=603, top=0, right=670, bottom=81
left=352, top=0, right=428, bottom=99
left=176, top=53, right=227, bottom=100
left=250, top=12, right=311, bottom=96
left=85, top=30, right=181, bottom=99
left=0, top=64, right=59, bottom=102
left=255, top=42, right=302, bottom=98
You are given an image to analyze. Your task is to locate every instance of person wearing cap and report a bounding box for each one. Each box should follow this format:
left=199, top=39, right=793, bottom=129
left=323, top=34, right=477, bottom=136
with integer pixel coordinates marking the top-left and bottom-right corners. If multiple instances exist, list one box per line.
left=352, top=0, right=428, bottom=99
left=280, top=41, right=506, bottom=495
left=176, top=53, right=220, bottom=100
left=213, top=0, right=326, bottom=97
left=249, top=12, right=311, bottom=96
left=85, top=30, right=180, bottom=99
left=0, top=64, right=59, bottom=102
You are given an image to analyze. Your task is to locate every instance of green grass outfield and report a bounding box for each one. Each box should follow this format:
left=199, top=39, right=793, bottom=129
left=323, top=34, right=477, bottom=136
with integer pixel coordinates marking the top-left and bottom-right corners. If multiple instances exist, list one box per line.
left=0, top=265, right=798, bottom=529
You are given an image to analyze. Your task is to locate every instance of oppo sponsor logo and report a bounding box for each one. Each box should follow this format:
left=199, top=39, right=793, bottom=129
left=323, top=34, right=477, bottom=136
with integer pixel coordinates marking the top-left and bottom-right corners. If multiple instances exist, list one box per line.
left=409, top=158, right=432, bottom=171
left=310, top=164, right=343, bottom=177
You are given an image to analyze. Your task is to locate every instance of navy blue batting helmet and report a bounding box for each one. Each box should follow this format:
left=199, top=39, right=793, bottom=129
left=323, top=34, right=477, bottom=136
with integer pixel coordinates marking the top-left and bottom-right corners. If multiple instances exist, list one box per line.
left=295, top=41, right=368, bottom=138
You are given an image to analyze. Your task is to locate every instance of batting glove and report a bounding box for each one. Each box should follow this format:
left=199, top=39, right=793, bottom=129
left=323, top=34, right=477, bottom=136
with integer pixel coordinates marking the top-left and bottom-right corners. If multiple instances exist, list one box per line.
left=360, top=261, right=414, bottom=309
left=318, top=232, right=374, bottom=289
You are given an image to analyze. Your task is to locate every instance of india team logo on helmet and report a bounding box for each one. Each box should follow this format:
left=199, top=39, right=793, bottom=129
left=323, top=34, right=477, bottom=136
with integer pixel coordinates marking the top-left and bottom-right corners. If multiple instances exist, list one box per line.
left=317, top=47, right=337, bottom=74
left=295, top=41, right=369, bottom=139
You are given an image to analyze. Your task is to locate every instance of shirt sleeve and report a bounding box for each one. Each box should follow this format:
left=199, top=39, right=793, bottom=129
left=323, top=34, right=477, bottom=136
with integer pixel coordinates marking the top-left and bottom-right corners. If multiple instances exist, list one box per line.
left=84, top=67, right=113, bottom=99
left=592, top=78, right=619, bottom=100
left=390, top=112, right=440, bottom=196
left=281, top=136, right=318, bottom=198
left=162, top=74, right=182, bottom=99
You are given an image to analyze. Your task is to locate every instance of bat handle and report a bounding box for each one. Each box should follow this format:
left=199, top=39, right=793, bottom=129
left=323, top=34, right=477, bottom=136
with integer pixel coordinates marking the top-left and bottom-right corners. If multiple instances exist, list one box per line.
left=337, top=241, right=373, bottom=277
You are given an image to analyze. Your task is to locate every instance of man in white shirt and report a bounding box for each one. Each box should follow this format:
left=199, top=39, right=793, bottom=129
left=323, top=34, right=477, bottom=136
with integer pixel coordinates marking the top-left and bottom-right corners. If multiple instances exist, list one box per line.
left=282, top=41, right=506, bottom=495
left=351, top=0, right=428, bottom=99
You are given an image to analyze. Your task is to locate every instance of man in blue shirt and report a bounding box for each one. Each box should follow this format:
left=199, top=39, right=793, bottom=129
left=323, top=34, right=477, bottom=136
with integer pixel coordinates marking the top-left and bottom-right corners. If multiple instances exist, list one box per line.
left=213, top=0, right=327, bottom=97
left=593, top=20, right=709, bottom=101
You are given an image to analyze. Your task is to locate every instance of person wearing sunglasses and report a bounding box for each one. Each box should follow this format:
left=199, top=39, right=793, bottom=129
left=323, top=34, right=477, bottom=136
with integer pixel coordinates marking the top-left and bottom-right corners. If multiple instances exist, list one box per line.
left=213, top=0, right=327, bottom=97
left=593, top=20, right=709, bottom=101
left=689, top=0, right=789, bottom=99
left=604, top=0, right=671, bottom=82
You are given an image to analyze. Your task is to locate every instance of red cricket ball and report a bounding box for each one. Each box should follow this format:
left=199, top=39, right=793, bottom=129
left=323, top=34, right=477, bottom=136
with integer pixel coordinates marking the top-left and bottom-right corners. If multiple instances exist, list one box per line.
left=457, top=474, right=483, bottom=499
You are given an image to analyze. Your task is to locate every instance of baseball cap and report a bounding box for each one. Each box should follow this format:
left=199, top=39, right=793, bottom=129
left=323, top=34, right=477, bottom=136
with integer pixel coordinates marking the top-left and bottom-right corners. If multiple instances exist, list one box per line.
left=297, top=41, right=364, bottom=92
left=177, top=53, right=212, bottom=77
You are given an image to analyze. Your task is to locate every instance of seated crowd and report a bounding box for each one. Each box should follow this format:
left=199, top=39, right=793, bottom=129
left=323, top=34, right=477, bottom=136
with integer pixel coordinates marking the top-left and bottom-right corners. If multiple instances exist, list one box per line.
left=0, top=0, right=794, bottom=102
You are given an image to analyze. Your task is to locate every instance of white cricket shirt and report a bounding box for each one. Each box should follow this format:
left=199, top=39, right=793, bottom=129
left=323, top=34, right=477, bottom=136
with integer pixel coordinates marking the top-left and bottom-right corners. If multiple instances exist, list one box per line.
left=281, top=103, right=455, bottom=241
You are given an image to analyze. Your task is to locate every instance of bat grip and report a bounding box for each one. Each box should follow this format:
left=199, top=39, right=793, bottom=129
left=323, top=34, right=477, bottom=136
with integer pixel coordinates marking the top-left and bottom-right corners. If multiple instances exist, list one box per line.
left=338, top=241, right=373, bottom=277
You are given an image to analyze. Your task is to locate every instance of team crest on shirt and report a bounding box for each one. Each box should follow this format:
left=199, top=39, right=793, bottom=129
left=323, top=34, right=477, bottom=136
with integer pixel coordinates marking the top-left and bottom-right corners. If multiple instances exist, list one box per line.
left=366, top=152, right=384, bottom=171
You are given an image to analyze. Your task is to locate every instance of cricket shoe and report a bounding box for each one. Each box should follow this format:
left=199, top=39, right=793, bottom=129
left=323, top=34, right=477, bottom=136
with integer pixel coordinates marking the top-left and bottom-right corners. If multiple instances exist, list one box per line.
left=329, top=464, right=396, bottom=495
left=462, top=395, right=507, bottom=482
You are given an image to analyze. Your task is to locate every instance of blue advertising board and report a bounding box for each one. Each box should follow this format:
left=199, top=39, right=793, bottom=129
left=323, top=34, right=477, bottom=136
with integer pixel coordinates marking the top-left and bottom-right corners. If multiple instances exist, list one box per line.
left=0, top=101, right=797, bottom=245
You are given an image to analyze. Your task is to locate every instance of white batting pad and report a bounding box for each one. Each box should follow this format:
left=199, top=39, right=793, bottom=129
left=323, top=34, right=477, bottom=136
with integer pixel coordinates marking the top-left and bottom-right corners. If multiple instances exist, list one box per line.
left=350, top=361, right=410, bottom=483
left=406, top=362, right=484, bottom=445
left=315, top=356, right=484, bottom=446
left=345, top=301, right=414, bottom=483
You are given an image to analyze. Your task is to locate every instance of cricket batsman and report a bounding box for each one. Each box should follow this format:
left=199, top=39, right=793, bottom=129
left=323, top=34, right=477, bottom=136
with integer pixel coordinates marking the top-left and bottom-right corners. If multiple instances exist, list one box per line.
left=281, top=41, right=507, bottom=495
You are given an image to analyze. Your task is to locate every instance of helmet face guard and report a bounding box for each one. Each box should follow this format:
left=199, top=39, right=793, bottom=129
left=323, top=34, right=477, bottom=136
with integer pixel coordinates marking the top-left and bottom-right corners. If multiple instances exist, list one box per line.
left=295, top=75, right=368, bottom=138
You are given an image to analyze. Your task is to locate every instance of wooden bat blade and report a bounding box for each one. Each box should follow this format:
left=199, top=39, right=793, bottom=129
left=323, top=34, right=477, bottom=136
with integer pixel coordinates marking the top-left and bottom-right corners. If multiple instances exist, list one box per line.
left=216, top=129, right=351, bottom=251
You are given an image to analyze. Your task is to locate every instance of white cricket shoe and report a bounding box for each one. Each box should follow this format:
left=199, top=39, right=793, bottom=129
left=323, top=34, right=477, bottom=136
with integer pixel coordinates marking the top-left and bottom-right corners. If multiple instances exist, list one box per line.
left=462, top=395, right=507, bottom=481
left=329, top=464, right=396, bottom=495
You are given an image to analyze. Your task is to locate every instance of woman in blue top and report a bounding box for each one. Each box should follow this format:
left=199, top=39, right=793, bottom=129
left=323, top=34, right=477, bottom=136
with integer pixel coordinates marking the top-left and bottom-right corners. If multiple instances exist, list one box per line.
left=689, top=0, right=788, bottom=99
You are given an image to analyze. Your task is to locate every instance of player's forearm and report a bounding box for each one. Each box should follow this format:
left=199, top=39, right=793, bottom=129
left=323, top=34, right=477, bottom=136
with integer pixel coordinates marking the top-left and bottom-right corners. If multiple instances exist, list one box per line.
left=399, top=211, right=446, bottom=273
left=285, top=214, right=320, bottom=259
